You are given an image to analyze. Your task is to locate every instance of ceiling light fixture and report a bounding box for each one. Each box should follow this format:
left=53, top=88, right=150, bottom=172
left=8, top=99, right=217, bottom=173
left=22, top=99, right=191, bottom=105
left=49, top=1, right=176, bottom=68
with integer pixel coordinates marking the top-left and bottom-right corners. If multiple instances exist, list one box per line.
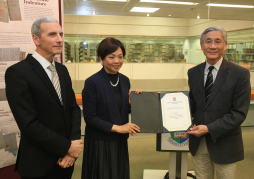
left=130, top=7, right=160, bottom=12
left=168, top=15, right=171, bottom=16
left=140, top=0, right=198, bottom=5
left=207, top=3, right=254, bottom=8
left=197, top=15, right=200, bottom=19
left=147, top=14, right=149, bottom=16
left=93, top=11, right=96, bottom=15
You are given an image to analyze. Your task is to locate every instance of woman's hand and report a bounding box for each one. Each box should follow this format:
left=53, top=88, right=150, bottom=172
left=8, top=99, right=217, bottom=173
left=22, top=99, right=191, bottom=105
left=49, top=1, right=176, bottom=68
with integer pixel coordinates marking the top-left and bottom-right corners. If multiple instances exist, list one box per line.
left=134, top=89, right=142, bottom=94
left=111, top=123, right=140, bottom=136
left=129, top=89, right=142, bottom=103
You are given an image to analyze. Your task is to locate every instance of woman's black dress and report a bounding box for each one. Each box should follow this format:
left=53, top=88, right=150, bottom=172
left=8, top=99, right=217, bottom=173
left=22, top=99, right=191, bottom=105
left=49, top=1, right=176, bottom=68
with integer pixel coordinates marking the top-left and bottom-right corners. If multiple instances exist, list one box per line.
left=82, top=73, right=130, bottom=179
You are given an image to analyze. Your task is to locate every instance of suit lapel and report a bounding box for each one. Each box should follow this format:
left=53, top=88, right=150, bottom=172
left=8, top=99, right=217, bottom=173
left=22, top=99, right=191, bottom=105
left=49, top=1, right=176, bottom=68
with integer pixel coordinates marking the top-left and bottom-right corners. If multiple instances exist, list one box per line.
left=119, top=74, right=128, bottom=124
left=205, top=59, right=229, bottom=108
left=55, top=63, right=66, bottom=110
left=196, top=62, right=206, bottom=107
left=100, top=69, right=122, bottom=125
left=26, top=55, right=62, bottom=107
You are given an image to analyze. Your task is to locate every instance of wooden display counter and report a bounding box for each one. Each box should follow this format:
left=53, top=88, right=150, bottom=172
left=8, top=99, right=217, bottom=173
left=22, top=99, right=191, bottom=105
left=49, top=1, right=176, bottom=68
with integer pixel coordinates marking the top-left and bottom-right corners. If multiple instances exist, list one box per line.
left=76, top=90, right=254, bottom=105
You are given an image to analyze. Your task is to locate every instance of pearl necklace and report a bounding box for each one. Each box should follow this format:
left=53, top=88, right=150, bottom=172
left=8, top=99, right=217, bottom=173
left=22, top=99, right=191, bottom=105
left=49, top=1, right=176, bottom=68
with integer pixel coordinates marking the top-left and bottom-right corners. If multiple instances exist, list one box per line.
left=110, top=76, right=119, bottom=87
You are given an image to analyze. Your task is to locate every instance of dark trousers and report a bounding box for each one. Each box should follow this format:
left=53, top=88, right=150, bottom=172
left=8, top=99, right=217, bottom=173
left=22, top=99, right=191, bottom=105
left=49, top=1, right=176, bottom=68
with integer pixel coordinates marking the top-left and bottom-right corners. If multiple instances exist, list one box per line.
left=20, top=165, right=74, bottom=179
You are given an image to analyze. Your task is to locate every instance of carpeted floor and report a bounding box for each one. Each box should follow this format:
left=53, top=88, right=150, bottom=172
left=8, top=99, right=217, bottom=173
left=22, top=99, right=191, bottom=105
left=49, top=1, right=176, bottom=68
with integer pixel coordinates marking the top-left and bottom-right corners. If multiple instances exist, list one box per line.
left=72, top=127, right=254, bottom=179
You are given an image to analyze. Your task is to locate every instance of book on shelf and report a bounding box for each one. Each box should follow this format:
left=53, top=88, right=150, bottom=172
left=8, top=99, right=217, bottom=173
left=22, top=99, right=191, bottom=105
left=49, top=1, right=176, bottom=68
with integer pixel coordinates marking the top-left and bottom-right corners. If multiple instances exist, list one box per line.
left=244, top=42, right=254, bottom=49
left=227, top=44, right=237, bottom=49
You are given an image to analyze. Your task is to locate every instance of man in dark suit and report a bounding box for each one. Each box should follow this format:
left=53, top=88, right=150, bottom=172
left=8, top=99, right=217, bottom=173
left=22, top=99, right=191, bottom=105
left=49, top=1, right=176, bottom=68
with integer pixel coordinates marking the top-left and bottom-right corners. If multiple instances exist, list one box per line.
left=187, top=26, right=251, bottom=179
left=5, top=17, right=83, bottom=179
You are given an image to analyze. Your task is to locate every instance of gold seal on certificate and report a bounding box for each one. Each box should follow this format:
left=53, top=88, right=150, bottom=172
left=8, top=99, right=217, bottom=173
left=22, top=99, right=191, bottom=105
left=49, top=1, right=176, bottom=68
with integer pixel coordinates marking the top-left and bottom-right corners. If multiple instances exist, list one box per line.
left=161, top=93, right=191, bottom=132
left=131, top=91, right=192, bottom=133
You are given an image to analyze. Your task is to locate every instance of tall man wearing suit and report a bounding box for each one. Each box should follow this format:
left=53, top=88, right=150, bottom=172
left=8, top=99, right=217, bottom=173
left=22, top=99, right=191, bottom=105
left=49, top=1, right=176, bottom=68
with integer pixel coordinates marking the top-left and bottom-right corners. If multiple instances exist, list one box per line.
left=187, top=26, right=251, bottom=179
left=5, top=17, right=83, bottom=179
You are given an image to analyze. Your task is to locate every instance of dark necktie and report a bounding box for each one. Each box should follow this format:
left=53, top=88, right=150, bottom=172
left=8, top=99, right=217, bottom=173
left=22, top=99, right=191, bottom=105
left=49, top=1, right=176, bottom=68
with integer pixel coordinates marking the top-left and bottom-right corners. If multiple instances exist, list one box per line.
left=205, top=66, right=215, bottom=102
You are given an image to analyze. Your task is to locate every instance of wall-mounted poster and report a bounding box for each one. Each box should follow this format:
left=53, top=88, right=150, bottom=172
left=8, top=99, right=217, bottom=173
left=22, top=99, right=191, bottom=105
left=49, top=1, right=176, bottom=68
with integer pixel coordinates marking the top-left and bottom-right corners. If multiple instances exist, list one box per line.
left=195, top=45, right=203, bottom=56
left=0, top=0, right=62, bottom=169
left=0, top=0, right=9, bottom=23
left=184, top=49, right=188, bottom=56
left=7, top=0, right=22, bottom=21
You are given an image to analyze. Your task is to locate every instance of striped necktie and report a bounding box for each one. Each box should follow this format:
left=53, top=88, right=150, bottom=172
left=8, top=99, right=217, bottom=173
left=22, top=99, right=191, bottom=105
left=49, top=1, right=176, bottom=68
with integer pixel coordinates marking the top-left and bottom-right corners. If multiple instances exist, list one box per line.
left=205, top=66, right=215, bottom=102
left=48, top=64, right=63, bottom=105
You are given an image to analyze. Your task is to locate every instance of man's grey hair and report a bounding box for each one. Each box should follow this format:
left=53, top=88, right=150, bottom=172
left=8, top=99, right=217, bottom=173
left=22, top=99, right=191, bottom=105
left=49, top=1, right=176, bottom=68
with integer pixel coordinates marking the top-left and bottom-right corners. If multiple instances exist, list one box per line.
left=200, top=26, right=227, bottom=44
left=31, top=17, right=58, bottom=37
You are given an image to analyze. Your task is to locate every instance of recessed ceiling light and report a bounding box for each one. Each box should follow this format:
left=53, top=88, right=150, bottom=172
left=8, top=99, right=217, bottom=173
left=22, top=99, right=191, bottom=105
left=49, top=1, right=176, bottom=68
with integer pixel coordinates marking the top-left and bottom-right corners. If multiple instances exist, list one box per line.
left=207, top=3, right=254, bottom=8
left=168, top=15, right=171, bottom=16
left=197, top=15, right=200, bottom=19
left=140, top=0, right=198, bottom=5
left=147, top=14, right=149, bottom=16
left=130, top=7, right=160, bottom=13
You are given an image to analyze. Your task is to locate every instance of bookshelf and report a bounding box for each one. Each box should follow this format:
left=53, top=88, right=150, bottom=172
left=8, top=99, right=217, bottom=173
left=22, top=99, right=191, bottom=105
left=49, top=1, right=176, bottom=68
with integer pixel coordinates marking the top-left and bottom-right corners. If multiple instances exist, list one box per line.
left=126, top=43, right=185, bottom=63
left=64, top=38, right=185, bottom=63
left=223, top=42, right=254, bottom=68
left=127, top=43, right=142, bottom=62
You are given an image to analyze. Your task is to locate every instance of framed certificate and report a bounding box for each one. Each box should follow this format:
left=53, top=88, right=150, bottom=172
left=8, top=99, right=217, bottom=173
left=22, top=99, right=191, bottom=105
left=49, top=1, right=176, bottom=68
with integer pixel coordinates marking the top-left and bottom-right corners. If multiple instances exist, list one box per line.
left=131, top=91, right=192, bottom=133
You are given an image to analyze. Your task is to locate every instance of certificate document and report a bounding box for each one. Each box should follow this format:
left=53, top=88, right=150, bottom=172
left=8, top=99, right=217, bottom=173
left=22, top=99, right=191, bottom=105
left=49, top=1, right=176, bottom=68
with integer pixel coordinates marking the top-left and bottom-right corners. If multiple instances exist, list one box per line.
left=161, top=92, right=191, bottom=132
left=131, top=91, right=191, bottom=133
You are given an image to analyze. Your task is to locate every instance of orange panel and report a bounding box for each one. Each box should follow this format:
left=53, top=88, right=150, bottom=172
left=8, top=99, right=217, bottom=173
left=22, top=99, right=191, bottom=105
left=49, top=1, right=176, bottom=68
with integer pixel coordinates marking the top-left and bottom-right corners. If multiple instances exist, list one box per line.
left=75, top=94, right=82, bottom=105
left=251, top=90, right=254, bottom=99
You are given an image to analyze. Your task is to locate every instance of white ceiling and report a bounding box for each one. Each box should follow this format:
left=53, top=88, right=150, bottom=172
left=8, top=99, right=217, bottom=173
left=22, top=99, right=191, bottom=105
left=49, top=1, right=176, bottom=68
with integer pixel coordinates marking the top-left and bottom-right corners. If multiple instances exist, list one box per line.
left=64, top=0, right=254, bottom=21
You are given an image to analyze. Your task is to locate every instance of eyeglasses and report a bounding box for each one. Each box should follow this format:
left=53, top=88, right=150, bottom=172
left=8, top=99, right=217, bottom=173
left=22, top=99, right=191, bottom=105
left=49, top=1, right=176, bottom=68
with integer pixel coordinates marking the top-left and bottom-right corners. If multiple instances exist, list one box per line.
left=204, top=41, right=225, bottom=46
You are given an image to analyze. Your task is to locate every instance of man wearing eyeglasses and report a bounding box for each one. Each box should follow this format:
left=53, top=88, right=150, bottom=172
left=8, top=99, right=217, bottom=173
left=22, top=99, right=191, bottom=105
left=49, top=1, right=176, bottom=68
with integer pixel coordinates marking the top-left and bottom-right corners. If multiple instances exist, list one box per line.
left=187, top=26, right=251, bottom=179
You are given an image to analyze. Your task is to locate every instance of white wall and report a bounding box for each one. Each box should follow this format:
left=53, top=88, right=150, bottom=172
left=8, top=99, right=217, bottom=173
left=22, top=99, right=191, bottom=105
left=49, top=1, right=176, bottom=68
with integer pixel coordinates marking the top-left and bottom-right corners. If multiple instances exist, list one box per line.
left=64, top=15, right=189, bottom=37
left=64, top=15, right=254, bottom=37
left=188, top=19, right=254, bottom=37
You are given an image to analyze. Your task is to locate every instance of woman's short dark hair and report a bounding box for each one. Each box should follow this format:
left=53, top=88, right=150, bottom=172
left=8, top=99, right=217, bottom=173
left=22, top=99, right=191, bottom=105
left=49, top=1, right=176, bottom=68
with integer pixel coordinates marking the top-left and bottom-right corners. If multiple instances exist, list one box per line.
left=97, top=37, right=125, bottom=60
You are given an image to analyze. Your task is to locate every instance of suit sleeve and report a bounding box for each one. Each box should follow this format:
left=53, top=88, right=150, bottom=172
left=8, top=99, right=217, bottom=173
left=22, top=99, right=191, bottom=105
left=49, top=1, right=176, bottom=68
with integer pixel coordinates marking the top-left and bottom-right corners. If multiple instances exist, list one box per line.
left=82, top=78, right=113, bottom=133
left=188, top=69, right=196, bottom=116
left=207, top=69, right=251, bottom=143
left=5, top=66, right=71, bottom=158
left=64, top=66, right=81, bottom=141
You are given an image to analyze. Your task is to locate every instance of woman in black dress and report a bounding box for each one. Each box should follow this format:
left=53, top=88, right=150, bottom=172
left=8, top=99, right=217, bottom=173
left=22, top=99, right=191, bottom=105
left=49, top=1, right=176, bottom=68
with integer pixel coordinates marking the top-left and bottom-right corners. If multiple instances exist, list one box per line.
left=81, top=37, right=141, bottom=179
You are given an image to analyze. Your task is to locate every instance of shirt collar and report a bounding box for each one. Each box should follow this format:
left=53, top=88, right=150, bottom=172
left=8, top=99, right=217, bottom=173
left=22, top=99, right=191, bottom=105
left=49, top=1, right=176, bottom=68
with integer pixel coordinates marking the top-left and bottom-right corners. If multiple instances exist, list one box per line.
left=205, top=57, right=223, bottom=72
left=32, top=51, right=55, bottom=70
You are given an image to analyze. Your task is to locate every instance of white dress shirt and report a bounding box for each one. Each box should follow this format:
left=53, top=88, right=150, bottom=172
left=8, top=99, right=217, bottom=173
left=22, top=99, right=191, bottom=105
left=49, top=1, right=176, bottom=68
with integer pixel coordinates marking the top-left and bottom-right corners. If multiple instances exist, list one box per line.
left=32, top=51, right=56, bottom=81
left=204, top=57, right=223, bottom=85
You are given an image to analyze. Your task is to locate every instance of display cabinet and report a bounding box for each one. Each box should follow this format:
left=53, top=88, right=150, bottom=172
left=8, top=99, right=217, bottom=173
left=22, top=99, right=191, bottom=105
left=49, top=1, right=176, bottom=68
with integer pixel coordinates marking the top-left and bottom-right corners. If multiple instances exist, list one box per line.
left=64, top=42, right=71, bottom=62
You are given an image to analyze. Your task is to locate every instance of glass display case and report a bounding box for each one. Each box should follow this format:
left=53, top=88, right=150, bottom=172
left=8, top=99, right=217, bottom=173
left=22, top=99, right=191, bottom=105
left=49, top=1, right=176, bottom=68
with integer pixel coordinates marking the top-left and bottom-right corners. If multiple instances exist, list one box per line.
left=64, top=35, right=185, bottom=63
